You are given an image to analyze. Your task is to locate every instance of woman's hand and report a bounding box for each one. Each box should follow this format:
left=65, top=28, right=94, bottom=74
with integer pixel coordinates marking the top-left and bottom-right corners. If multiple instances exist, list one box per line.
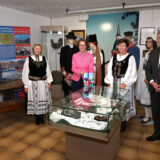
left=48, top=83, right=51, bottom=90
left=24, top=88, right=28, bottom=93
left=106, top=84, right=110, bottom=87
left=144, top=78, right=149, bottom=88
left=119, top=83, right=126, bottom=89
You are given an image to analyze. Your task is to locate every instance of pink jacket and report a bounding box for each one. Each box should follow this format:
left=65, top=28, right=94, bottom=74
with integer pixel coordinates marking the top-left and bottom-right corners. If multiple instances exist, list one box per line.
left=72, top=51, right=94, bottom=81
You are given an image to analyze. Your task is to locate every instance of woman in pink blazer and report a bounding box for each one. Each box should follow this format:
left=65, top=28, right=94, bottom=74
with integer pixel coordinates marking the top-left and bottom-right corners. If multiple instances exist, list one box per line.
left=72, top=38, right=94, bottom=92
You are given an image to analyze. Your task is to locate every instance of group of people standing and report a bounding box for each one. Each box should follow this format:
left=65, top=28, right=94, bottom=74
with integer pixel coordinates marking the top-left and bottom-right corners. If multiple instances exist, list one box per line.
left=22, top=30, right=160, bottom=142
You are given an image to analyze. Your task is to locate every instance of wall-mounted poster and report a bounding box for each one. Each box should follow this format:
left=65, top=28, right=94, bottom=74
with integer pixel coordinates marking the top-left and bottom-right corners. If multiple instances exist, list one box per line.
left=140, top=27, right=155, bottom=45
left=0, top=26, right=30, bottom=81
left=86, top=11, right=139, bottom=61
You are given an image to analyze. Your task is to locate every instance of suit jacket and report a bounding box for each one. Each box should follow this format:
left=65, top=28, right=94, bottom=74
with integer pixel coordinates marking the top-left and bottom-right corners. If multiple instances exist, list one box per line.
left=145, top=47, right=160, bottom=92
left=60, top=45, right=79, bottom=73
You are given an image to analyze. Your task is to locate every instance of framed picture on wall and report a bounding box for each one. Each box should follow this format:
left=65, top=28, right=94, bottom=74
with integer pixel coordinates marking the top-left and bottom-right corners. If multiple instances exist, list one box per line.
left=140, top=27, right=155, bottom=45
left=71, top=30, right=85, bottom=42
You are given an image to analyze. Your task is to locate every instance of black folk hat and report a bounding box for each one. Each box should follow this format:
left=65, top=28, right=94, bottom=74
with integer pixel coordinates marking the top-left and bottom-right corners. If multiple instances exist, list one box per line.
left=124, top=31, right=133, bottom=36
left=89, top=34, right=97, bottom=43
left=66, top=32, right=77, bottom=40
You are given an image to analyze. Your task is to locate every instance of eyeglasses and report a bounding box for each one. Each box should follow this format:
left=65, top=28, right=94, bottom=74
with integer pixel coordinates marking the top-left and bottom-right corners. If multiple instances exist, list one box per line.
left=79, top=45, right=86, bottom=47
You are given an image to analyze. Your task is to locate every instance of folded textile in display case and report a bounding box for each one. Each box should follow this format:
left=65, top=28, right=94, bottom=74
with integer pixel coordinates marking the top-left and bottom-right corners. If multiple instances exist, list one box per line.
left=49, top=86, right=129, bottom=160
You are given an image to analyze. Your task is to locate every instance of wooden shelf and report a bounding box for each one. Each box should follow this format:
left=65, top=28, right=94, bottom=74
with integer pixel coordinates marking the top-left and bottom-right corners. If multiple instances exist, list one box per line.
left=0, top=79, right=23, bottom=91
left=0, top=79, right=25, bottom=112
left=0, top=98, right=25, bottom=112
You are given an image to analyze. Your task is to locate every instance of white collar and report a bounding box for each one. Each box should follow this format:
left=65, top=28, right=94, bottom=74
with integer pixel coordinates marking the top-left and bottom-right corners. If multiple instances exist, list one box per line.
left=31, top=55, right=42, bottom=61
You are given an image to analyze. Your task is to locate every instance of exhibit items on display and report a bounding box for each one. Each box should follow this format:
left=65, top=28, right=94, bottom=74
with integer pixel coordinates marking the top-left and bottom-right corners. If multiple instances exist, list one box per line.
left=41, top=26, right=68, bottom=71
left=49, top=86, right=129, bottom=132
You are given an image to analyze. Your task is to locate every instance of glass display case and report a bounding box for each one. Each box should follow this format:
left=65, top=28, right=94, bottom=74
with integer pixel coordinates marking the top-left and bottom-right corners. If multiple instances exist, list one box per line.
left=49, top=86, right=128, bottom=135
left=49, top=86, right=129, bottom=160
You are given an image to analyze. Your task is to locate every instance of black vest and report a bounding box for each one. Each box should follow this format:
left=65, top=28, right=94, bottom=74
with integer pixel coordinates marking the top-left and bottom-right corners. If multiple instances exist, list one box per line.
left=29, top=56, right=46, bottom=78
left=112, top=54, right=131, bottom=78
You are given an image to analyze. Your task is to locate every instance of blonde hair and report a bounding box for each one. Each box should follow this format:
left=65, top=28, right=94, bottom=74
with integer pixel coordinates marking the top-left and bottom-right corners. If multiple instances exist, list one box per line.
left=32, top=44, right=42, bottom=53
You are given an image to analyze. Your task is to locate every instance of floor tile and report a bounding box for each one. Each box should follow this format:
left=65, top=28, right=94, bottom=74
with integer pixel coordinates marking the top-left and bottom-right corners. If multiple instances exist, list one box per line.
left=116, top=145, right=138, bottom=160
left=35, top=136, right=58, bottom=150
left=120, top=137, right=141, bottom=148
left=6, top=141, right=29, bottom=154
left=139, top=149, right=160, bottom=160
left=0, top=149, right=15, bottom=160
left=53, top=142, right=66, bottom=154
left=12, top=122, right=27, bottom=129
left=23, top=123, right=40, bottom=133
left=145, top=125, right=154, bottom=133
left=22, top=133, right=42, bottom=144
left=35, top=126, right=53, bottom=136
left=0, top=126, right=16, bottom=135
left=48, top=130, right=65, bottom=139
left=0, top=137, right=14, bottom=148
left=40, top=151, right=66, bottom=160
left=125, top=129, right=143, bottom=140
left=141, top=141, right=160, bottom=154
left=9, top=129, right=28, bottom=140
left=13, top=156, right=26, bottom=160
left=60, top=137, right=66, bottom=142
left=20, top=145, right=46, bottom=160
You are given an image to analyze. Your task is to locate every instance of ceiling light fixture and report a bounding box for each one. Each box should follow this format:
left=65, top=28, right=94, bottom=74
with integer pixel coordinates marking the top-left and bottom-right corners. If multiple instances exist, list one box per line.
left=66, top=2, right=160, bottom=14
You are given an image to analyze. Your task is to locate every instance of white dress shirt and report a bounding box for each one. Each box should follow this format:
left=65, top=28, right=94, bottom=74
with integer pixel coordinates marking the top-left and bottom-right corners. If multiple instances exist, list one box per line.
left=104, top=53, right=137, bottom=86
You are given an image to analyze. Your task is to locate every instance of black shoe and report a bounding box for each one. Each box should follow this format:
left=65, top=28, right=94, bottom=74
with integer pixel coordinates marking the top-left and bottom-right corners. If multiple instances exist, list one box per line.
left=121, top=121, right=127, bottom=132
left=146, top=133, right=160, bottom=141
left=35, top=115, right=40, bottom=125
left=141, top=117, right=150, bottom=124
left=139, top=116, right=145, bottom=119
left=40, top=115, right=45, bottom=124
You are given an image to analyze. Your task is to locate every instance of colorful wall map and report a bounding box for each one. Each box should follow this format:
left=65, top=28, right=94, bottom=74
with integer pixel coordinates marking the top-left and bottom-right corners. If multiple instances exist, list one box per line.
left=0, top=26, right=30, bottom=81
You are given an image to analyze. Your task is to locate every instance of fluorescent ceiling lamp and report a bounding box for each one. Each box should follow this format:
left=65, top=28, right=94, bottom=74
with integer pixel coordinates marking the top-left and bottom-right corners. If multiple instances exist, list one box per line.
left=67, top=2, right=160, bottom=14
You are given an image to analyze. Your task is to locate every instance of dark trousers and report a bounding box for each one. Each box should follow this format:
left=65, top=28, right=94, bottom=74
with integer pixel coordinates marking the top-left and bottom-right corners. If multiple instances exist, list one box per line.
left=64, top=87, right=70, bottom=96
left=72, top=77, right=83, bottom=92
left=150, top=92, right=160, bottom=134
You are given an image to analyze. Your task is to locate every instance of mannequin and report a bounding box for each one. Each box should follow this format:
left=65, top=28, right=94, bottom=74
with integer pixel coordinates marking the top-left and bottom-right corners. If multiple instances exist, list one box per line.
left=88, top=34, right=103, bottom=86
left=124, top=31, right=140, bottom=69
left=60, top=32, right=79, bottom=96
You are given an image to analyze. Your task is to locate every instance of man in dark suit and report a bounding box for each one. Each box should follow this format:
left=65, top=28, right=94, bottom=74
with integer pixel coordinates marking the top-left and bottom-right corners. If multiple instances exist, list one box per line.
left=145, top=32, right=160, bottom=141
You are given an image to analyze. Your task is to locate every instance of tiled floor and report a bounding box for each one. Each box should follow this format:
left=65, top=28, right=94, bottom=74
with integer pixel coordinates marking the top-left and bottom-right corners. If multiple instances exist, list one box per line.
left=0, top=101, right=160, bottom=160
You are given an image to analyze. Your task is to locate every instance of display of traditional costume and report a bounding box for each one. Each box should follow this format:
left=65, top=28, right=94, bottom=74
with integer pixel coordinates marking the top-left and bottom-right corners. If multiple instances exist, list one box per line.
left=60, top=32, right=79, bottom=96
left=124, top=31, right=140, bottom=69
left=88, top=34, right=103, bottom=86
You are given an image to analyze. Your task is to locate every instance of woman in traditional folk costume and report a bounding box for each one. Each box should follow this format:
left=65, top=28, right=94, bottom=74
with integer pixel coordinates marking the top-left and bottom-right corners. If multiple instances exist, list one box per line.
left=104, top=38, right=137, bottom=131
left=22, top=44, right=53, bottom=125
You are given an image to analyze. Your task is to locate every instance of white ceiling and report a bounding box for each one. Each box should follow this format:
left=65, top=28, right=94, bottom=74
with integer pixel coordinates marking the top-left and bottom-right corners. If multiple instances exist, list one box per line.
left=0, top=0, right=160, bottom=18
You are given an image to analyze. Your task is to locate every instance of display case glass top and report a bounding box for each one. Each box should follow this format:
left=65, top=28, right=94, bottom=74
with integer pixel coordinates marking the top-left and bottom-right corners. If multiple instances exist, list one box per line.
left=49, top=86, right=128, bottom=115
left=49, top=86, right=129, bottom=134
